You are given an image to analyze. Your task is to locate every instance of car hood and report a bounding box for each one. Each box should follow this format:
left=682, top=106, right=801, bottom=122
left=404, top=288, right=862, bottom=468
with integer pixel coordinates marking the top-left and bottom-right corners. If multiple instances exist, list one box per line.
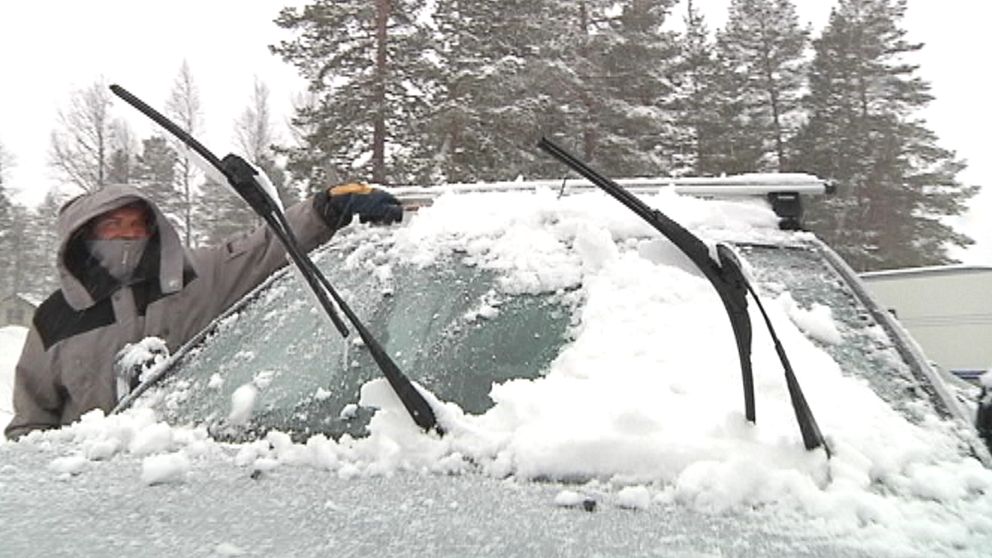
left=1, top=440, right=878, bottom=558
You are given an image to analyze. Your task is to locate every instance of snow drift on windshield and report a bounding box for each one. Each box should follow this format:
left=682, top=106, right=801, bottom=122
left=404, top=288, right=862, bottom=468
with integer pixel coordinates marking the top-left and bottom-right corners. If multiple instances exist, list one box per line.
left=6, top=187, right=992, bottom=555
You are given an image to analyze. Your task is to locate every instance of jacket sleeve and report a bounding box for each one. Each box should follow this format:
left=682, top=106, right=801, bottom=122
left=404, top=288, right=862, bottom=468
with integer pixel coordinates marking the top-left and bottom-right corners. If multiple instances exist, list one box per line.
left=4, top=327, right=62, bottom=441
left=189, top=197, right=338, bottom=321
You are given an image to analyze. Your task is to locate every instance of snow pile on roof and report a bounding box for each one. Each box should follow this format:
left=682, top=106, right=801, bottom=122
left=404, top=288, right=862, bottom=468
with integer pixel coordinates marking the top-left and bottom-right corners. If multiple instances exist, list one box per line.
left=0, top=326, right=28, bottom=439
left=8, top=188, right=992, bottom=554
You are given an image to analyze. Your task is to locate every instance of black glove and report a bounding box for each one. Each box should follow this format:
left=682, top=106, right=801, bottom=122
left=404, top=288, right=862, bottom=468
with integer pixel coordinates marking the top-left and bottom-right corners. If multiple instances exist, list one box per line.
left=314, top=183, right=404, bottom=229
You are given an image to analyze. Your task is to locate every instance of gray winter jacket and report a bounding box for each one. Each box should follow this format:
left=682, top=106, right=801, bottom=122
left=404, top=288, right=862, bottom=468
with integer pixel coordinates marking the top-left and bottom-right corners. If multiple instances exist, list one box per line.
left=5, top=184, right=336, bottom=440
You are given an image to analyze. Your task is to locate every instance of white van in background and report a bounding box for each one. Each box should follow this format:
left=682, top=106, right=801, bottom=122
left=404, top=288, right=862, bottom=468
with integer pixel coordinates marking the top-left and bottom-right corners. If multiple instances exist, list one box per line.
left=861, top=265, right=992, bottom=382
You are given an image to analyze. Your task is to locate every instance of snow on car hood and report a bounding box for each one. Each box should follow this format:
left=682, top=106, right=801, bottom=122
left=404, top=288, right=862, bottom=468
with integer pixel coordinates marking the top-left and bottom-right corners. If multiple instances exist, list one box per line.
left=11, top=188, right=992, bottom=554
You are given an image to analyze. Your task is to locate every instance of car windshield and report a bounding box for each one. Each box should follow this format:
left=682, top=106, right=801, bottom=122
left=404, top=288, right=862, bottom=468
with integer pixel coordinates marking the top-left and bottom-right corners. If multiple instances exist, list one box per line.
left=146, top=227, right=574, bottom=441
left=739, top=243, right=954, bottom=424
left=139, top=192, right=959, bottom=447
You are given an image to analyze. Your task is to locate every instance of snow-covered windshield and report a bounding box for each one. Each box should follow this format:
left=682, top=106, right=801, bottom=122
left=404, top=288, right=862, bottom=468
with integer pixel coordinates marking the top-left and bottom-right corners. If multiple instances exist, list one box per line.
left=136, top=188, right=969, bottom=452
left=740, top=243, right=953, bottom=423
left=150, top=228, right=573, bottom=441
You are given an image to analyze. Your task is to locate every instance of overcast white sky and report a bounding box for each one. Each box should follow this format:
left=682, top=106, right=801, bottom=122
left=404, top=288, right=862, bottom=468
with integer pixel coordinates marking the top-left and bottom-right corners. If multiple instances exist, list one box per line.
left=0, top=0, right=989, bottom=262
left=0, top=0, right=306, bottom=204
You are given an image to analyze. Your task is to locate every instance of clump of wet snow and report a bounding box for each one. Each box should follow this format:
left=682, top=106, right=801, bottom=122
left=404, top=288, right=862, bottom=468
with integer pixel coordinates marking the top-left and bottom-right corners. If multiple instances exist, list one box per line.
left=463, top=290, right=502, bottom=322
left=553, top=490, right=588, bottom=508
left=339, top=403, right=359, bottom=419
left=129, top=421, right=174, bottom=456
left=49, top=455, right=88, bottom=476
left=115, top=336, right=169, bottom=375
left=778, top=292, right=844, bottom=345
left=213, top=543, right=247, bottom=556
left=208, top=373, right=224, bottom=390
left=228, top=384, right=258, bottom=425
left=10, top=406, right=214, bottom=486
left=980, top=369, right=992, bottom=390
left=617, top=485, right=652, bottom=510
left=114, top=336, right=171, bottom=401
left=141, top=451, right=190, bottom=485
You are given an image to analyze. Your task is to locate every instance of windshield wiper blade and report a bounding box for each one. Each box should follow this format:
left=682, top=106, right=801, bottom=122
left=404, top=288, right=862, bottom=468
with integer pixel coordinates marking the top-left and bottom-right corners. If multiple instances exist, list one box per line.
left=111, top=84, right=442, bottom=436
left=538, top=138, right=755, bottom=420
left=538, top=137, right=827, bottom=454
left=717, top=245, right=830, bottom=455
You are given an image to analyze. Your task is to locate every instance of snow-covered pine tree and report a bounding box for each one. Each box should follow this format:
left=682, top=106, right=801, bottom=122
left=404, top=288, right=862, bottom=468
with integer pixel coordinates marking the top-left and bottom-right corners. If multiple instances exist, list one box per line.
left=716, top=0, right=809, bottom=171
left=666, top=0, right=717, bottom=175
left=18, top=190, right=64, bottom=299
left=135, top=135, right=181, bottom=231
left=511, top=0, right=614, bottom=177
left=428, top=0, right=564, bottom=183
left=0, top=142, right=12, bottom=224
left=0, top=147, right=39, bottom=299
left=589, top=0, right=680, bottom=176
left=790, top=0, right=976, bottom=270
left=0, top=144, right=14, bottom=294
left=198, top=175, right=253, bottom=245
left=530, top=0, right=680, bottom=177
left=272, top=0, right=434, bottom=187
left=3, top=205, right=31, bottom=298
left=106, top=120, right=140, bottom=185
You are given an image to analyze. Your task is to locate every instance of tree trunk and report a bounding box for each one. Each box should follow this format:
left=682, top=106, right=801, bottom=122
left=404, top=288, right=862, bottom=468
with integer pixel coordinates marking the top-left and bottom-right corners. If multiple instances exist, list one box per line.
left=372, top=0, right=390, bottom=183
left=757, top=20, right=784, bottom=170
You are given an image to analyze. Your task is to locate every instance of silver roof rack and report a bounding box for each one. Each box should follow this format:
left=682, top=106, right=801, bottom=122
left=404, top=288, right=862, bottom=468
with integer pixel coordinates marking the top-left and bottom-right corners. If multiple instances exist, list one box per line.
left=388, top=173, right=830, bottom=203
left=388, top=174, right=829, bottom=231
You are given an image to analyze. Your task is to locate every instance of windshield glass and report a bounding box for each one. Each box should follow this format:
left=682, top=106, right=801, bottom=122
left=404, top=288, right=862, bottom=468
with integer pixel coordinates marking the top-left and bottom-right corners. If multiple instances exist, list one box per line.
left=144, top=230, right=957, bottom=445
left=147, top=228, right=572, bottom=441
left=739, top=242, right=954, bottom=424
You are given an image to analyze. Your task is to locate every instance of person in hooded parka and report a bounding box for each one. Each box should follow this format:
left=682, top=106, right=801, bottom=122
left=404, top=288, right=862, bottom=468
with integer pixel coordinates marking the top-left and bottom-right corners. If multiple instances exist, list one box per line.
left=4, top=181, right=402, bottom=440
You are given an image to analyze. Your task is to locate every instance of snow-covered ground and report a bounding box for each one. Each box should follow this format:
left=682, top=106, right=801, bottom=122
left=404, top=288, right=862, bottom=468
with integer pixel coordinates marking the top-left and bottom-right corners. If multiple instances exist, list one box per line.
left=0, top=326, right=27, bottom=439
left=3, top=187, right=991, bottom=555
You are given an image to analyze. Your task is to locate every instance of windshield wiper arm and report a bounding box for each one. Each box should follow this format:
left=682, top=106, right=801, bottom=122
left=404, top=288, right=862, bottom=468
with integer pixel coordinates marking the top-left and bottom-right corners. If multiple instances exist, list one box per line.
left=111, top=84, right=442, bottom=436
left=538, top=137, right=827, bottom=454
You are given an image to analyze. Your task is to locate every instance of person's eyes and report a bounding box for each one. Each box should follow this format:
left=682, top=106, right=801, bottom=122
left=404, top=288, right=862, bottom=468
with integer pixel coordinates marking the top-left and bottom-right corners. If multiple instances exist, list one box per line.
left=96, top=220, right=123, bottom=231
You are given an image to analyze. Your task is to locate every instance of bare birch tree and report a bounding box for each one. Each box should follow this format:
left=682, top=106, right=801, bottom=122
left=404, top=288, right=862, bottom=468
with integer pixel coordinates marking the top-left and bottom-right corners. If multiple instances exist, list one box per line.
left=234, top=78, right=295, bottom=204
left=165, top=61, right=205, bottom=247
left=235, top=79, right=275, bottom=162
left=48, top=80, right=114, bottom=192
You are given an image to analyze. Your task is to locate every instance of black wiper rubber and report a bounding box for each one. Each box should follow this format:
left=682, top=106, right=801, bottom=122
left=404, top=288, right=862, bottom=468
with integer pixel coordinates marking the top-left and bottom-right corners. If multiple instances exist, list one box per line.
left=538, top=137, right=827, bottom=454
left=111, top=84, right=442, bottom=436
left=538, top=138, right=755, bottom=422
left=718, top=245, right=829, bottom=455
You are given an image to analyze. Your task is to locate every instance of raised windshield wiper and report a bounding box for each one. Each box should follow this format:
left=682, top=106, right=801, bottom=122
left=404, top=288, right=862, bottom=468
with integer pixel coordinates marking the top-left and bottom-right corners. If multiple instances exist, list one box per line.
left=538, top=137, right=827, bottom=454
left=110, top=84, right=442, bottom=436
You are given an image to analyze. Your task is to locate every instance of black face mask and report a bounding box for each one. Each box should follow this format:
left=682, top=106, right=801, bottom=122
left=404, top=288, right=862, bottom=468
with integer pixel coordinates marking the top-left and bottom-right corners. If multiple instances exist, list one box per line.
left=84, top=238, right=149, bottom=283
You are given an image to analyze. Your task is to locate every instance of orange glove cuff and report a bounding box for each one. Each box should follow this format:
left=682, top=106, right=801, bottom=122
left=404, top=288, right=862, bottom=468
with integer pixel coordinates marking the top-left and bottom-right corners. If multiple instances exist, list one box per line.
left=329, top=183, right=373, bottom=196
